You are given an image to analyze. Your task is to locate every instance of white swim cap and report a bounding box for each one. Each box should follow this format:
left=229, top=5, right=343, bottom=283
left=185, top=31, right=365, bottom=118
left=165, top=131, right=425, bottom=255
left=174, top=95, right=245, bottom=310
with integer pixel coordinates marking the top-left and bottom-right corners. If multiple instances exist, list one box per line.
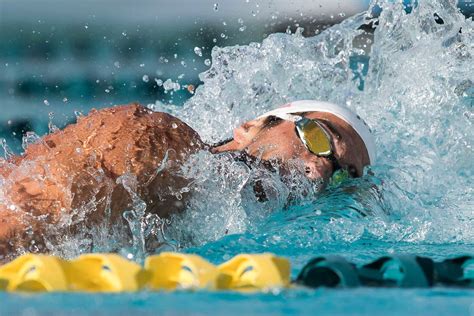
left=258, top=100, right=376, bottom=164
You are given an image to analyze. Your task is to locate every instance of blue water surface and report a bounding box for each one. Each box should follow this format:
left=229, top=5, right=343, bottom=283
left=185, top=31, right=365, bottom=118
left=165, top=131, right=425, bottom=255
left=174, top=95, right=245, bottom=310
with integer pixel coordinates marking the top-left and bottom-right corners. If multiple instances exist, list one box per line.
left=1, top=288, right=473, bottom=316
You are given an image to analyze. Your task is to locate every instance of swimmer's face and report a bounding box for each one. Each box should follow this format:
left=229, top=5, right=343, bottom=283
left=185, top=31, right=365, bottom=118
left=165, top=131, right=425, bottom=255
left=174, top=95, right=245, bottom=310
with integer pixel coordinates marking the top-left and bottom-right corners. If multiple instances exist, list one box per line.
left=212, top=112, right=370, bottom=182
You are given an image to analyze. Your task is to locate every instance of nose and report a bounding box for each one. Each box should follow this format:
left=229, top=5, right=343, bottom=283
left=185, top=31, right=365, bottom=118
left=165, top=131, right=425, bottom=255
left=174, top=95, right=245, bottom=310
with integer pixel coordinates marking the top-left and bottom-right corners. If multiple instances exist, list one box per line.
left=304, top=162, right=323, bottom=180
left=303, top=156, right=334, bottom=181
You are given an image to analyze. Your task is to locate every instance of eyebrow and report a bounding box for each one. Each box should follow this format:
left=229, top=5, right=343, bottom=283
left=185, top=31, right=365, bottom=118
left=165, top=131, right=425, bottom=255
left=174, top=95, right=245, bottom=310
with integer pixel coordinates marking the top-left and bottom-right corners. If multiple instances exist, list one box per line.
left=263, top=115, right=284, bottom=127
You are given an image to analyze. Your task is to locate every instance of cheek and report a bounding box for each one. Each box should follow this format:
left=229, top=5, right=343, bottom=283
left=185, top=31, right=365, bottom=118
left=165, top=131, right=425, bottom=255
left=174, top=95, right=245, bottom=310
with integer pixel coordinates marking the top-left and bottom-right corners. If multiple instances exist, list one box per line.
left=247, top=134, right=301, bottom=160
left=233, top=124, right=264, bottom=146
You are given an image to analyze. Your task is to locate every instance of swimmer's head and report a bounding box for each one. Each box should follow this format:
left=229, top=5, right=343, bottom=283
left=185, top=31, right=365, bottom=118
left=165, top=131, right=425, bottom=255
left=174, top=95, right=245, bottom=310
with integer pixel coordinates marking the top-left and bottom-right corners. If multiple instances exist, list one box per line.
left=212, top=100, right=375, bottom=183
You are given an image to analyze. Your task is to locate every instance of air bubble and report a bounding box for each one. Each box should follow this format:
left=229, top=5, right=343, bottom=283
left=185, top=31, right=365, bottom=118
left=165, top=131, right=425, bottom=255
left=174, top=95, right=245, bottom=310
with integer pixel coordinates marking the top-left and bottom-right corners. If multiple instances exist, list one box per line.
left=194, top=47, right=203, bottom=57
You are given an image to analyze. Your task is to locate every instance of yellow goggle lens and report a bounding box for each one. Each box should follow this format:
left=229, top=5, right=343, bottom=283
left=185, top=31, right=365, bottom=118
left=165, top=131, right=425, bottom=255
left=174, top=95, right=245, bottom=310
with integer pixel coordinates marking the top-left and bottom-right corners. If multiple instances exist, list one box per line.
left=296, top=119, right=332, bottom=156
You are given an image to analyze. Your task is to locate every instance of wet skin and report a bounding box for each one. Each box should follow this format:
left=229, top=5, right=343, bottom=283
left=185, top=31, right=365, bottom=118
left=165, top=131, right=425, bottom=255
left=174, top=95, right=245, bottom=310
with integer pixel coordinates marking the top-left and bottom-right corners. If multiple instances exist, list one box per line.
left=0, top=104, right=370, bottom=261
left=212, top=111, right=370, bottom=181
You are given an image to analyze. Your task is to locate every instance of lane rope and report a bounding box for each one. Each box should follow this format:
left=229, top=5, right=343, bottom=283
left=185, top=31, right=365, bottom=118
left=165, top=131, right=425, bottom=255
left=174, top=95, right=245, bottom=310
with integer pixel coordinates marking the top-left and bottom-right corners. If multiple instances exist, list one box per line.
left=0, top=253, right=472, bottom=292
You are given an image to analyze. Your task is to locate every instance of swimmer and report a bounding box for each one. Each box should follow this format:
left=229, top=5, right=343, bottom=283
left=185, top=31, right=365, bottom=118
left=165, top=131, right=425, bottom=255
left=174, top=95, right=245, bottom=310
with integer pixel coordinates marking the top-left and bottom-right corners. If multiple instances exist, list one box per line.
left=0, top=100, right=375, bottom=261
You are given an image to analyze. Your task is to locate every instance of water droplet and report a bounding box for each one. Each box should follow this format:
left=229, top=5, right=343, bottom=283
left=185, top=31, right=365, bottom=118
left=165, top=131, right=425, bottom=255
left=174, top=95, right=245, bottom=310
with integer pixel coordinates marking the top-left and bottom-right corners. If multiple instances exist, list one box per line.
left=43, top=99, right=49, bottom=106
left=105, top=89, right=110, bottom=93
left=163, top=79, right=181, bottom=91
left=142, top=75, right=149, bottom=83
left=114, top=61, right=120, bottom=68
left=48, top=112, right=59, bottom=133
left=238, top=18, right=244, bottom=24
left=239, top=26, right=247, bottom=32
left=171, top=122, right=178, bottom=129
left=26, top=227, right=34, bottom=236
left=194, top=46, right=203, bottom=57
left=122, top=31, right=127, bottom=36
left=154, top=78, right=163, bottom=86
left=139, top=63, right=145, bottom=67
left=84, top=25, right=89, bottom=29
left=204, top=59, right=211, bottom=66
left=74, top=110, right=84, bottom=118
left=62, top=97, right=68, bottom=102
left=213, top=3, right=218, bottom=11
left=22, top=131, right=40, bottom=150
left=1, top=138, right=14, bottom=159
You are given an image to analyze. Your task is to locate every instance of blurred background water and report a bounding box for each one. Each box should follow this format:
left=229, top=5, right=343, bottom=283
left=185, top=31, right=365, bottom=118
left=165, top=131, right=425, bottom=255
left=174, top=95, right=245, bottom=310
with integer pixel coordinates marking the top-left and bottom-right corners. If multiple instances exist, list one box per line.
left=0, top=0, right=373, bottom=152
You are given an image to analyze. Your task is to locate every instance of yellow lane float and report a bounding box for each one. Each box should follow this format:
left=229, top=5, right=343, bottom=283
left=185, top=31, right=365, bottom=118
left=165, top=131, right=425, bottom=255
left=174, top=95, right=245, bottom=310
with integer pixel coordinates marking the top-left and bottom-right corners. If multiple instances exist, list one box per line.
left=0, top=254, right=70, bottom=292
left=0, top=252, right=290, bottom=293
left=145, top=252, right=220, bottom=290
left=67, top=254, right=150, bottom=292
left=218, top=253, right=290, bottom=290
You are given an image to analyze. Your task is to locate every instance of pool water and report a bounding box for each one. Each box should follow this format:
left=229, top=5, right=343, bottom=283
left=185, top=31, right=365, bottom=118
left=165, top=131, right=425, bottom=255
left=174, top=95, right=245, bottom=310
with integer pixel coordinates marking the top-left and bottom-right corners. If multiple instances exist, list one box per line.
left=1, top=287, right=473, bottom=316
left=1, top=0, right=473, bottom=314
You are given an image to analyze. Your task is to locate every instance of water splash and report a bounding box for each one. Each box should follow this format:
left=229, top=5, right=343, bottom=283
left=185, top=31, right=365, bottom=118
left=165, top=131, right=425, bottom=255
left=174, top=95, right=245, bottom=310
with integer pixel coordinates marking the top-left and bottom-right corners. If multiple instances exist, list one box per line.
left=1, top=0, right=472, bottom=260
left=158, top=0, right=473, bottom=248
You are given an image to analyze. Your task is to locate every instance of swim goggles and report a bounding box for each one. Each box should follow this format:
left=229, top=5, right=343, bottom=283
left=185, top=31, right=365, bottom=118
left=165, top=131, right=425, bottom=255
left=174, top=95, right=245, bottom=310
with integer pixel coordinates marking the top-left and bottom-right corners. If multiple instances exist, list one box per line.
left=269, top=113, right=351, bottom=183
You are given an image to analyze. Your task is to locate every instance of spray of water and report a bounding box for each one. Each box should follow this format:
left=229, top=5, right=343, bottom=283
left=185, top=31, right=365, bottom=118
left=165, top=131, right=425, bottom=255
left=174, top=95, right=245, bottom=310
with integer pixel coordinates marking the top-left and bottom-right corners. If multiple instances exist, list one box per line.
left=161, top=0, right=473, bottom=248
left=0, top=0, right=472, bottom=260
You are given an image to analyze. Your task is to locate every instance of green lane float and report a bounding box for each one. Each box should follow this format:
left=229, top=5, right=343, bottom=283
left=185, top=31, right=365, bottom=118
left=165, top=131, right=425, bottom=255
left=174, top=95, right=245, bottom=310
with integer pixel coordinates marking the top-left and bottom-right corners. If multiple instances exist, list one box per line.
left=0, top=253, right=472, bottom=293
left=358, top=255, right=434, bottom=288
left=295, top=256, right=360, bottom=288
left=434, top=256, right=474, bottom=287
